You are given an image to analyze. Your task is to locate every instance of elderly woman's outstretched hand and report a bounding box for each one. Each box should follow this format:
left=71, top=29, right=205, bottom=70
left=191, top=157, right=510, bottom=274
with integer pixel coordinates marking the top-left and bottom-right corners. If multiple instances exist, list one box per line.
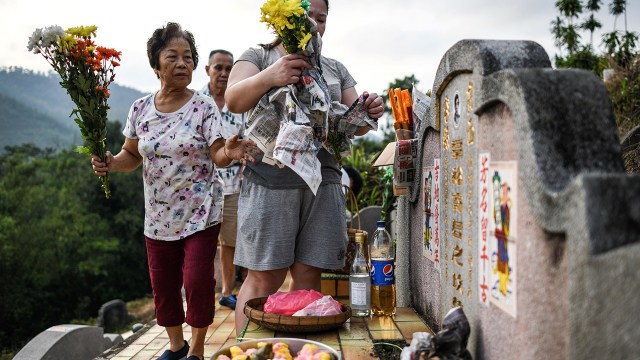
left=363, top=91, right=384, bottom=119
left=91, top=152, right=114, bottom=176
left=224, top=135, right=262, bottom=164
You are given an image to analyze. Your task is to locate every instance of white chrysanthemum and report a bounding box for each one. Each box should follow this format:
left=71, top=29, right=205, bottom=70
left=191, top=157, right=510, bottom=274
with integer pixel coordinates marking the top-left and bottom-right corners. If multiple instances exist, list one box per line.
left=41, top=25, right=64, bottom=47
left=26, top=28, right=43, bottom=53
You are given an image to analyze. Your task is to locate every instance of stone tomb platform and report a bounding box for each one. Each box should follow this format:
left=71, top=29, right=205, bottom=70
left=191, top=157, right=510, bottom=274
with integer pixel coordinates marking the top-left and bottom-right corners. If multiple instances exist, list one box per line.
left=97, top=274, right=433, bottom=360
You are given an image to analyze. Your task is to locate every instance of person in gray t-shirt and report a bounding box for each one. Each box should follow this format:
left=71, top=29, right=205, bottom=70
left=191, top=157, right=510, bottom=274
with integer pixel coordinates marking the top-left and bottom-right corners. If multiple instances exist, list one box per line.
left=225, top=0, right=384, bottom=333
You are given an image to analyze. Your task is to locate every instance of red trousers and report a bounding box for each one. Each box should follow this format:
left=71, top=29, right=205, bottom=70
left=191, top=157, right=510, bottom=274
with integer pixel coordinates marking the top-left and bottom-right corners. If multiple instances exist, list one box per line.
left=145, top=225, right=219, bottom=328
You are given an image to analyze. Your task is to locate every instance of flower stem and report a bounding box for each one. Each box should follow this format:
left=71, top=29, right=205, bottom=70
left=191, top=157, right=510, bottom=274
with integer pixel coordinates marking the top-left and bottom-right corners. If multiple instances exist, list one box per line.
left=100, top=173, right=110, bottom=199
left=95, top=142, right=110, bottom=199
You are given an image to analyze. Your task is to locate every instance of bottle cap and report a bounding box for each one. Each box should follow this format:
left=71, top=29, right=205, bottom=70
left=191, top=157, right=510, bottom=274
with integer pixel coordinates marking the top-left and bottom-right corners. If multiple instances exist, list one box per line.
left=376, top=221, right=385, bottom=228
left=355, top=232, right=364, bottom=243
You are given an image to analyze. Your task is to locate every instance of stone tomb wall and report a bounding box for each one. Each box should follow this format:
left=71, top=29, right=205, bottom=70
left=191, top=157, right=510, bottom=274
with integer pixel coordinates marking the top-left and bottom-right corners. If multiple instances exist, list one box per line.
left=397, top=39, right=640, bottom=360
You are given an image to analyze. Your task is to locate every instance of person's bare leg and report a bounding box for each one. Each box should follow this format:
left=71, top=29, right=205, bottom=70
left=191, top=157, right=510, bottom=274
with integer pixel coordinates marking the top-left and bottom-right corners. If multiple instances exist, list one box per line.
left=219, top=244, right=236, bottom=297
left=164, top=325, right=185, bottom=351
left=234, top=268, right=288, bottom=334
left=188, top=326, right=208, bottom=359
left=289, top=262, right=322, bottom=291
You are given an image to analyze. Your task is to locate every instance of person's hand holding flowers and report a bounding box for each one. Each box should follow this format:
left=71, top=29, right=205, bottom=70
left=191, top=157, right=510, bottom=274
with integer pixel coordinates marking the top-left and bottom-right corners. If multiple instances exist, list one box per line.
left=264, top=54, right=313, bottom=87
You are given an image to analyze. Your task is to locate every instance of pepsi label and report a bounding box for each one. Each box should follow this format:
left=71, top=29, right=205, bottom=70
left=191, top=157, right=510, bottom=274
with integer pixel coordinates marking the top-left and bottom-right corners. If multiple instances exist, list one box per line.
left=371, top=260, right=395, bottom=286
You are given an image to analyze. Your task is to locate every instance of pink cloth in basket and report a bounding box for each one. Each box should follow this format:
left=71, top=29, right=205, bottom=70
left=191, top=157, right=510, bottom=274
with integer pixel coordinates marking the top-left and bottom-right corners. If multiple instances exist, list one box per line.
left=263, top=289, right=324, bottom=316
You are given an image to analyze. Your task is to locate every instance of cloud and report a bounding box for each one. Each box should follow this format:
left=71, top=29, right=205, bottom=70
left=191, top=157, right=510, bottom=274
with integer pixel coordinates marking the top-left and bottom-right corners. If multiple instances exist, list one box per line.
left=2, top=0, right=639, bottom=96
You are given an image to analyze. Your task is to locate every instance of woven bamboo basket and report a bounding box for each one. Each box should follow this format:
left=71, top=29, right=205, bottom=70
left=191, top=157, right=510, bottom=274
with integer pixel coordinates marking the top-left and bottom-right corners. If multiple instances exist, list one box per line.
left=244, top=297, right=351, bottom=333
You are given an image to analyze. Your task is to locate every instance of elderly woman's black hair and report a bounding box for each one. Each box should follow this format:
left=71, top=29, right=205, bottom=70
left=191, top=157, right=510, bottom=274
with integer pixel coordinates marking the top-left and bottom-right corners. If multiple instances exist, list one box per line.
left=146, top=22, right=199, bottom=73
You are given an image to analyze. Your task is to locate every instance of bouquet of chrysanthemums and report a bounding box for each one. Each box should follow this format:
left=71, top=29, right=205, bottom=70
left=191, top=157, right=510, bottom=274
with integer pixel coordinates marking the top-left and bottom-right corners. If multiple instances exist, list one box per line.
left=27, top=25, right=121, bottom=199
left=260, top=0, right=313, bottom=55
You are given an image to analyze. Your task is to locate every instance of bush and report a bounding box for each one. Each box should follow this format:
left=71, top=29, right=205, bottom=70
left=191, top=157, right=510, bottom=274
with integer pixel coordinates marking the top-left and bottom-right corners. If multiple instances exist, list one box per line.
left=605, top=55, right=640, bottom=138
left=0, top=124, right=149, bottom=354
left=343, top=145, right=384, bottom=211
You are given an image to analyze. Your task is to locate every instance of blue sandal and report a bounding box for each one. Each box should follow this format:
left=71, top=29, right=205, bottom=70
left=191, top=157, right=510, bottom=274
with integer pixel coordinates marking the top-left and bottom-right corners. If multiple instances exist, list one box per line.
left=219, top=294, right=237, bottom=309
left=157, top=340, right=189, bottom=360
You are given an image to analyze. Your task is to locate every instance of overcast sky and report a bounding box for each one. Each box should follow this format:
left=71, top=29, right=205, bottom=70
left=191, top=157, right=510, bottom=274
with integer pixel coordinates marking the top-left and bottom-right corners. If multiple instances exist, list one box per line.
left=2, top=0, right=639, bottom=98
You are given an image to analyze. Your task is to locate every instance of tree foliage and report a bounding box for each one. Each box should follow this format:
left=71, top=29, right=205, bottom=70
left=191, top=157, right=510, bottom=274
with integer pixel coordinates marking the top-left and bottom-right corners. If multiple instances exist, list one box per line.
left=343, top=145, right=385, bottom=211
left=552, top=0, right=638, bottom=70
left=551, top=0, right=640, bottom=137
left=0, top=122, right=147, bottom=352
left=554, top=45, right=608, bottom=73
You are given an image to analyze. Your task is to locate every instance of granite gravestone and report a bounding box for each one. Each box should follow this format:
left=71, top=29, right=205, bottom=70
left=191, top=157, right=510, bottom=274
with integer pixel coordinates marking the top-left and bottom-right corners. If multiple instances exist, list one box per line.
left=98, top=299, right=128, bottom=333
left=14, top=324, right=108, bottom=360
left=397, top=39, right=640, bottom=360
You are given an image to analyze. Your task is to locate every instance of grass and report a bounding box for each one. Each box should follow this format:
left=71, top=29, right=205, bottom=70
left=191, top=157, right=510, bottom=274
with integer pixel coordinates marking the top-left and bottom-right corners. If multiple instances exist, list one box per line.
left=373, top=339, right=407, bottom=359
left=127, top=296, right=155, bottom=325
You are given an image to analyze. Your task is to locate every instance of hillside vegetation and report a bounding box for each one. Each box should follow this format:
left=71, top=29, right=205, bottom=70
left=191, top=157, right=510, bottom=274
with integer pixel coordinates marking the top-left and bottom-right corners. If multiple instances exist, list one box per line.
left=0, top=67, right=149, bottom=356
left=0, top=67, right=146, bottom=152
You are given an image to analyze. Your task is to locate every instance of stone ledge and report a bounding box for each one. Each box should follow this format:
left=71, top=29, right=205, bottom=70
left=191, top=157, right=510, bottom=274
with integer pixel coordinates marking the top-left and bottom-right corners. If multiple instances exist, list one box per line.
left=95, top=320, right=156, bottom=360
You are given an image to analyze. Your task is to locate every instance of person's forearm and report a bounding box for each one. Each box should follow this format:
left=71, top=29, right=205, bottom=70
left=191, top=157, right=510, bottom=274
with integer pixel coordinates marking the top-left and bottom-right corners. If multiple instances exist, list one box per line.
left=213, top=147, right=234, bottom=168
left=111, top=148, right=142, bottom=172
left=225, top=73, right=273, bottom=114
left=209, top=138, right=233, bottom=168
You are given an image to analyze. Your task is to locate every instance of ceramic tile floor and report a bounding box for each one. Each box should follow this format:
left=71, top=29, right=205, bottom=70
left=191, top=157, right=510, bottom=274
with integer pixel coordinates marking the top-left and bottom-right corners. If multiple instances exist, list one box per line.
left=102, top=276, right=433, bottom=360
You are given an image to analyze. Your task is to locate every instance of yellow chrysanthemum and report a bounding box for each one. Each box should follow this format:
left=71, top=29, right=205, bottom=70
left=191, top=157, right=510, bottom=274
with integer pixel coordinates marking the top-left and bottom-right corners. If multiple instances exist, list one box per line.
left=66, top=25, right=97, bottom=38
left=298, top=32, right=312, bottom=50
left=270, top=16, right=294, bottom=32
left=260, top=0, right=311, bottom=53
left=58, top=34, right=77, bottom=51
left=261, top=0, right=304, bottom=19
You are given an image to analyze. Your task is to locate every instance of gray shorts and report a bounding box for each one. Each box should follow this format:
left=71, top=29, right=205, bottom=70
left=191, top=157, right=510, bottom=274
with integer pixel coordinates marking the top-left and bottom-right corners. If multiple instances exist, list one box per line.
left=234, top=180, right=348, bottom=271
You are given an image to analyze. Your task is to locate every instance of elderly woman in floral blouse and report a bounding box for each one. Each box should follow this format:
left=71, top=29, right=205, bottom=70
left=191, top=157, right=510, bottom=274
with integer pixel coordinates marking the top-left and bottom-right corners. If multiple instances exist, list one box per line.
left=91, top=22, right=258, bottom=360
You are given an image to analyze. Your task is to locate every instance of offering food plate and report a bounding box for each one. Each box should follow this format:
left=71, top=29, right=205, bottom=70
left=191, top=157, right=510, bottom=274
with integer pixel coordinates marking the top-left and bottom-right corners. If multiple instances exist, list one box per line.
left=211, top=337, right=340, bottom=359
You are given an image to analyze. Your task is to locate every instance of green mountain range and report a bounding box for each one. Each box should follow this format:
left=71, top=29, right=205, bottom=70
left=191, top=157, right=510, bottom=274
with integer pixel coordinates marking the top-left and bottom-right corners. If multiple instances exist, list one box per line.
left=0, top=67, right=147, bottom=152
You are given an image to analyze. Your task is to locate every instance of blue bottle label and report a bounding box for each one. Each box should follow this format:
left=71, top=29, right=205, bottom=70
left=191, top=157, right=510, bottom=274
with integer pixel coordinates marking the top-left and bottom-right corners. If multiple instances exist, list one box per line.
left=370, top=260, right=395, bottom=286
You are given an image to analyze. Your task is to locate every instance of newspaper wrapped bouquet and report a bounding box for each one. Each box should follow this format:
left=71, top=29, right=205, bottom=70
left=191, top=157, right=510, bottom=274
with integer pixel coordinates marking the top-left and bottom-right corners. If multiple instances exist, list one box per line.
left=27, top=25, right=121, bottom=199
left=254, top=0, right=378, bottom=194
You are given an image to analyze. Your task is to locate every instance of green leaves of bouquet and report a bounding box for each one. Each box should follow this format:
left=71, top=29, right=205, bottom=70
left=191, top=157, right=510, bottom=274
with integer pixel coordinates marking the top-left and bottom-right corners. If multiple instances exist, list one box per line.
left=28, top=25, right=121, bottom=199
left=260, top=0, right=313, bottom=54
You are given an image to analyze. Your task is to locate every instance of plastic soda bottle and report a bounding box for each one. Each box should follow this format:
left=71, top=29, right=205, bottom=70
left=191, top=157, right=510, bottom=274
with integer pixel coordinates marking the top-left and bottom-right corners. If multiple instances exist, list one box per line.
left=349, top=232, right=371, bottom=317
left=370, top=220, right=396, bottom=316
